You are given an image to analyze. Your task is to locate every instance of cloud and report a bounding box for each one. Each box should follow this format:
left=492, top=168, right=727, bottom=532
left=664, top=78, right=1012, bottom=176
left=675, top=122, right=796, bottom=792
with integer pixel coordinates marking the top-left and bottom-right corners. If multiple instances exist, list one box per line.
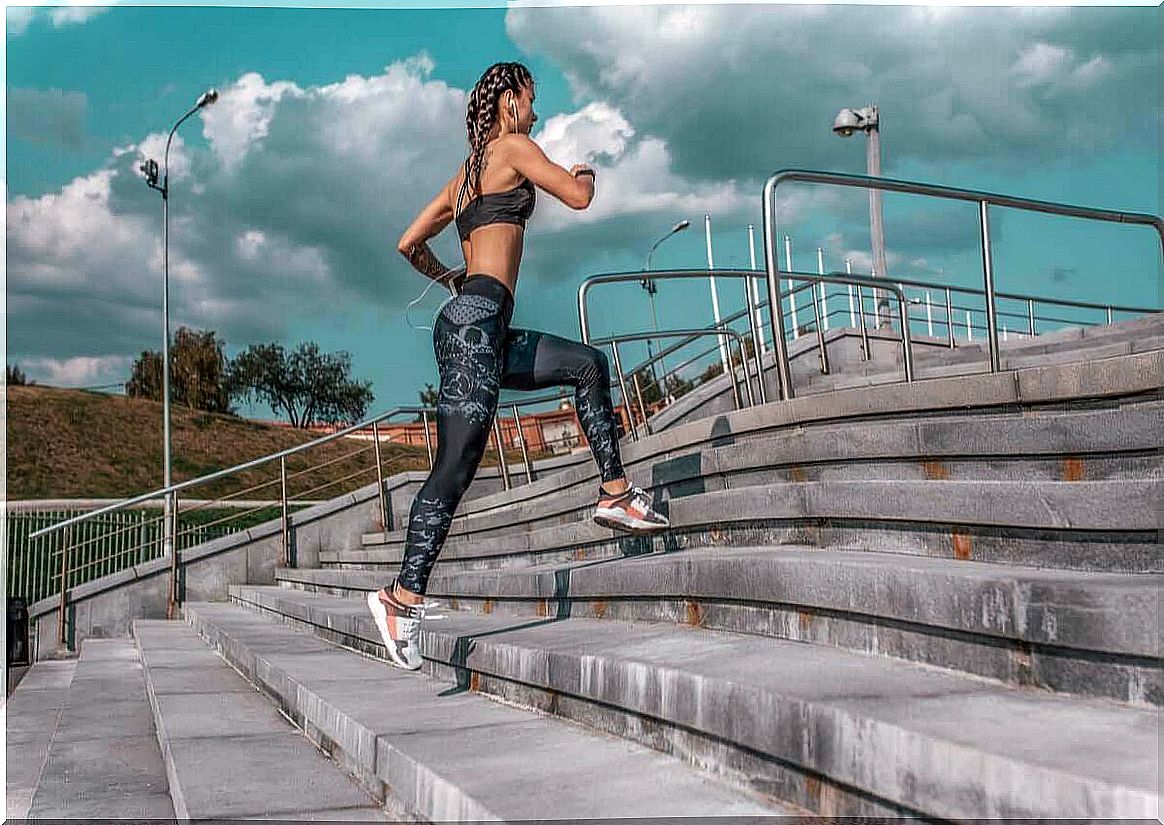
left=506, top=5, right=1158, bottom=181
left=7, top=88, right=88, bottom=149
left=22, top=356, right=133, bottom=388
left=8, top=53, right=736, bottom=386
left=6, top=7, right=36, bottom=36
left=6, top=3, right=112, bottom=35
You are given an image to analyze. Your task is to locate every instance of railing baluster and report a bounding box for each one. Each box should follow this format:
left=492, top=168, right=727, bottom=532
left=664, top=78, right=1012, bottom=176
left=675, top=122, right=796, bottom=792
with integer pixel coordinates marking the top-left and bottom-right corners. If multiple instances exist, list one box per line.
left=372, top=421, right=389, bottom=532
left=512, top=405, right=534, bottom=485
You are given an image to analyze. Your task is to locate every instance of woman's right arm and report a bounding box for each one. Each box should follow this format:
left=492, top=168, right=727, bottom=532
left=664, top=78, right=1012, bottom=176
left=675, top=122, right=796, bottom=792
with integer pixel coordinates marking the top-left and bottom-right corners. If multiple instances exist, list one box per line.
left=503, top=135, right=595, bottom=210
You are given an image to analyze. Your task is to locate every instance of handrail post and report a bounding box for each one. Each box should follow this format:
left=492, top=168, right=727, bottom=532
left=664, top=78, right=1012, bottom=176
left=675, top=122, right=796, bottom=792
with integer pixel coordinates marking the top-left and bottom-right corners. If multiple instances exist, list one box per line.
left=512, top=404, right=533, bottom=484
left=732, top=333, right=756, bottom=407
left=1106, top=306, right=1114, bottom=325
left=895, top=288, right=915, bottom=383
left=1028, top=299, right=1036, bottom=337
left=858, top=286, right=872, bottom=360
left=809, top=281, right=830, bottom=375
left=491, top=417, right=512, bottom=490
left=609, top=342, right=637, bottom=441
left=421, top=410, right=434, bottom=470
left=946, top=288, right=956, bottom=349
left=280, top=457, right=290, bottom=567
left=762, top=179, right=795, bottom=400
left=742, top=274, right=768, bottom=403
left=372, top=421, right=389, bottom=532
left=166, top=491, right=181, bottom=619
left=57, top=524, right=71, bottom=650
left=630, top=371, right=651, bottom=436
left=978, top=201, right=1002, bottom=372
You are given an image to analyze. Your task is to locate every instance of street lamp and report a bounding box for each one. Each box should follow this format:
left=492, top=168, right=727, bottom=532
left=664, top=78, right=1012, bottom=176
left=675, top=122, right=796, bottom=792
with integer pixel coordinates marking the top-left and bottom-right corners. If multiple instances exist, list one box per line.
left=140, top=87, right=218, bottom=617
left=833, top=104, right=891, bottom=328
left=640, top=220, right=690, bottom=396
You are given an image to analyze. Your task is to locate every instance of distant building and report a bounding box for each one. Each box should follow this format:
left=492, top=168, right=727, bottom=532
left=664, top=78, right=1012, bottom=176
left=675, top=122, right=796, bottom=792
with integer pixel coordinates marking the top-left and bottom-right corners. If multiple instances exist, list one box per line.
left=258, top=401, right=635, bottom=457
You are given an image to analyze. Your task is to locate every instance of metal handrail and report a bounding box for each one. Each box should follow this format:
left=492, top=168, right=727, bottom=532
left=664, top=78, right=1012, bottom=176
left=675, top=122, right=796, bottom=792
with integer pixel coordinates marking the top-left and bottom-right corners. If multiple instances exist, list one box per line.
left=580, top=269, right=770, bottom=404
left=763, top=168, right=1163, bottom=399
left=591, top=327, right=756, bottom=439
left=578, top=265, right=1157, bottom=415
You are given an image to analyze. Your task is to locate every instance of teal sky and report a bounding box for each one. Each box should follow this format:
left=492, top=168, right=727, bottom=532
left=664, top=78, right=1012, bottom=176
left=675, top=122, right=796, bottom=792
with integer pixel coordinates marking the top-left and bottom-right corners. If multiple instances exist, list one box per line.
left=6, top=3, right=1160, bottom=422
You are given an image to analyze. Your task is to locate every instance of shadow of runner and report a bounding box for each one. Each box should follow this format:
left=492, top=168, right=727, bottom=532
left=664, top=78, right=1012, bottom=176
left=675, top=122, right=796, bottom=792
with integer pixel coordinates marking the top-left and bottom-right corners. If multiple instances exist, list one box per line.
left=437, top=615, right=563, bottom=698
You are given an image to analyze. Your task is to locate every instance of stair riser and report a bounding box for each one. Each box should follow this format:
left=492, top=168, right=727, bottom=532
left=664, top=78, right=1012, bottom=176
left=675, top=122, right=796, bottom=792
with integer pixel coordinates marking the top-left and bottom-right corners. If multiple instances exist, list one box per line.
left=374, top=453, right=1161, bottom=549
left=277, top=580, right=1160, bottom=708
left=372, top=402, right=1163, bottom=544
left=336, top=519, right=1159, bottom=575
left=229, top=589, right=1157, bottom=820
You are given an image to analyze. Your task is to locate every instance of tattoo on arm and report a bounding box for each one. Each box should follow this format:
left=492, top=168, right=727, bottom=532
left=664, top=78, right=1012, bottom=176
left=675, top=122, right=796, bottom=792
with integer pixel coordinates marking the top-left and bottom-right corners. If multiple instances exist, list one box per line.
left=403, top=242, right=449, bottom=282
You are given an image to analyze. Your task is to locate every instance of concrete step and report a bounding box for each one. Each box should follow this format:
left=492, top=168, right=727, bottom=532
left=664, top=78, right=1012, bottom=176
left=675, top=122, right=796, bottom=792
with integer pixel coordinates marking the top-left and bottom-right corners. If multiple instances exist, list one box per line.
left=450, top=349, right=1162, bottom=526
left=364, top=404, right=1163, bottom=549
left=333, top=479, right=1160, bottom=575
left=132, top=619, right=392, bottom=821
left=799, top=336, right=1163, bottom=394
left=278, top=547, right=1162, bottom=706
left=229, top=585, right=1161, bottom=821
left=13, top=639, right=175, bottom=819
left=652, top=322, right=1162, bottom=432
left=5, top=659, right=77, bottom=819
left=181, top=600, right=802, bottom=822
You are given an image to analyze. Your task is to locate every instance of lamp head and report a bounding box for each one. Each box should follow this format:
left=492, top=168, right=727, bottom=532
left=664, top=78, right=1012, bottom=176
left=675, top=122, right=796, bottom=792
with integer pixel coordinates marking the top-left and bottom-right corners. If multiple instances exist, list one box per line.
left=196, top=88, right=219, bottom=108
left=672, top=220, right=691, bottom=233
left=140, top=158, right=160, bottom=187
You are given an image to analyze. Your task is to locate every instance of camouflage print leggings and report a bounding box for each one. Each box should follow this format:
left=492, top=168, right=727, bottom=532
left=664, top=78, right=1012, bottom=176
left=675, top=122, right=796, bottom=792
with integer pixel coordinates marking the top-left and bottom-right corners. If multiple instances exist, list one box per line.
left=395, top=274, right=624, bottom=596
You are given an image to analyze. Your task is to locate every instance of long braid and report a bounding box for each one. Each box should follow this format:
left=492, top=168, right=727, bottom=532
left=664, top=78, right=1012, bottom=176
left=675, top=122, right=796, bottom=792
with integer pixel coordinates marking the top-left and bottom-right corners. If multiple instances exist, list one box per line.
left=462, top=62, right=533, bottom=206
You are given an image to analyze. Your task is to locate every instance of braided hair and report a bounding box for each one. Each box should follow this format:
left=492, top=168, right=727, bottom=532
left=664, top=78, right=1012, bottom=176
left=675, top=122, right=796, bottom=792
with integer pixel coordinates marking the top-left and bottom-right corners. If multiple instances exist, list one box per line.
left=462, top=61, right=534, bottom=207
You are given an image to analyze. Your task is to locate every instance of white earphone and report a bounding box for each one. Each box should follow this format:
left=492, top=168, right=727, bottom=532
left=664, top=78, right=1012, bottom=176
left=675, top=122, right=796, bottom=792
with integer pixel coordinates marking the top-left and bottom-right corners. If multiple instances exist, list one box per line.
left=404, top=266, right=466, bottom=333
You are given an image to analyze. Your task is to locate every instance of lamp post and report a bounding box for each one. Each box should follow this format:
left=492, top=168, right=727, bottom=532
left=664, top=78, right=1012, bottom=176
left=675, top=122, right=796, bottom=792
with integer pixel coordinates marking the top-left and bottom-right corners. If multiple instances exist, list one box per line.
left=833, top=104, right=891, bottom=328
left=140, top=87, right=218, bottom=617
left=641, top=220, right=690, bottom=395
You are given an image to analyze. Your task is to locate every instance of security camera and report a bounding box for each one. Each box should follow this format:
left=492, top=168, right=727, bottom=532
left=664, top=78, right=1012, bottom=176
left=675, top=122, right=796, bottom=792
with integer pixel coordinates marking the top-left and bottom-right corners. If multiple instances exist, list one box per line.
left=832, top=108, right=862, bottom=137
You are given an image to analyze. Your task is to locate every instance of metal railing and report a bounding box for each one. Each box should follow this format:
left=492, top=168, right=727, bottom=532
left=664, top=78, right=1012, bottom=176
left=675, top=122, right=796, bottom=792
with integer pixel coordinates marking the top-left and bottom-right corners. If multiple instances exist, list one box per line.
left=592, top=327, right=756, bottom=440
left=25, top=404, right=445, bottom=649
left=580, top=270, right=771, bottom=406
left=763, top=168, right=1163, bottom=399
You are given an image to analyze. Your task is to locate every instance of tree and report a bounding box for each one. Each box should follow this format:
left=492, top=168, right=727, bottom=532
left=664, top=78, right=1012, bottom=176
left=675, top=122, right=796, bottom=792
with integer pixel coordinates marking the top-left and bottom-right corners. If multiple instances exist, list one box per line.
left=6, top=364, right=30, bottom=386
left=126, top=351, right=163, bottom=400
left=227, top=341, right=374, bottom=428
left=125, top=327, right=231, bottom=413
left=414, top=383, right=439, bottom=422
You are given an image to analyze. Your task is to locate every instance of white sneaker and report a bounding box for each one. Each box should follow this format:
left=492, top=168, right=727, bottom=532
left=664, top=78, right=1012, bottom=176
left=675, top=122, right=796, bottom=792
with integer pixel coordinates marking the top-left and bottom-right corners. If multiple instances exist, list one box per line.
left=366, top=585, right=425, bottom=671
left=594, top=484, right=670, bottom=534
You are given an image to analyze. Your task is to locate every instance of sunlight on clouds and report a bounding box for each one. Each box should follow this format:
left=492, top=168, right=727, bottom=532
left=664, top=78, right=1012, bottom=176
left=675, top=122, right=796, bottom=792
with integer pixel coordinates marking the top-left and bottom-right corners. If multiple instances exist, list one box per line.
left=201, top=72, right=305, bottom=173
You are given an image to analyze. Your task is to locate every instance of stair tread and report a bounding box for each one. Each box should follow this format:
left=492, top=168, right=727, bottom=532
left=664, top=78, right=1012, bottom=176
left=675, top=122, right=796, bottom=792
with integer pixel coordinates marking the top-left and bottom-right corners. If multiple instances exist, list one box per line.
left=182, top=602, right=797, bottom=819
left=133, top=619, right=391, bottom=821
left=20, top=639, right=174, bottom=820
left=235, top=585, right=1160, bottom=798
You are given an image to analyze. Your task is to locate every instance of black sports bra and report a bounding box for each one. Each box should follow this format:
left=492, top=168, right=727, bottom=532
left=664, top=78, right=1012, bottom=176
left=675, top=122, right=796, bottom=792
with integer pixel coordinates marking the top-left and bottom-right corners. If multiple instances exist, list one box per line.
left=454, top=161, right=536, bottom=242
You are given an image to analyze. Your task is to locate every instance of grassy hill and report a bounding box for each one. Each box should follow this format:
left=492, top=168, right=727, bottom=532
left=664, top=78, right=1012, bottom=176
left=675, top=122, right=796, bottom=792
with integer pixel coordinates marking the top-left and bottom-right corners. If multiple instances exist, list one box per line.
left=5, top=386, right=440, bottom=501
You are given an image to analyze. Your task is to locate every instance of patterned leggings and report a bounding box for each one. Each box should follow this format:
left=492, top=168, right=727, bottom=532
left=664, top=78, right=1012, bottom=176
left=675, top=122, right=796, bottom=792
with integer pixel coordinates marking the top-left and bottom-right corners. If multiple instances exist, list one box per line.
left=396, top=274, right=625, bottom=595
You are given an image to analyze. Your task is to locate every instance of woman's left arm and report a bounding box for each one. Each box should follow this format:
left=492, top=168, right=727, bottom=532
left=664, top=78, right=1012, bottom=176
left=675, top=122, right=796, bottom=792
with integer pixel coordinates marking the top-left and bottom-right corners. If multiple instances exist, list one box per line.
left=397, top=178, right=457, bottom=283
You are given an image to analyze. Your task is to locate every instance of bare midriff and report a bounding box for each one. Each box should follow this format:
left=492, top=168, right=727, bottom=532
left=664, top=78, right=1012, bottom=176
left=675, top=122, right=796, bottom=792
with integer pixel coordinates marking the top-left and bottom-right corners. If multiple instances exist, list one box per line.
left=458, top=223, right=523, bottom=297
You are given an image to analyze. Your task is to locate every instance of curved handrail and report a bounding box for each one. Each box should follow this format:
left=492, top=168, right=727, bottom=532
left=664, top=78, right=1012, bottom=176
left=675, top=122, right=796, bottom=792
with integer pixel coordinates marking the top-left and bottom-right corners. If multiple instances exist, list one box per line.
left=763, top=168, right=1164, bottom=398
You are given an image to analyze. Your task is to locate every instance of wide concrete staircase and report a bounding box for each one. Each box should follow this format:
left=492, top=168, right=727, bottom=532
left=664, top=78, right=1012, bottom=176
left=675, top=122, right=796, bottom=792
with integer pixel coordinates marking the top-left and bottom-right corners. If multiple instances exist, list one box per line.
left=8, top=316, right=1161, bottom=821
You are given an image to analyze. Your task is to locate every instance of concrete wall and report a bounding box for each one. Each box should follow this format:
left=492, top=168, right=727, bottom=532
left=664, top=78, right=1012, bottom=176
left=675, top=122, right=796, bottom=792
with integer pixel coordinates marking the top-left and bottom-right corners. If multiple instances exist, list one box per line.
left=27, top=452, right=580, bottom=661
